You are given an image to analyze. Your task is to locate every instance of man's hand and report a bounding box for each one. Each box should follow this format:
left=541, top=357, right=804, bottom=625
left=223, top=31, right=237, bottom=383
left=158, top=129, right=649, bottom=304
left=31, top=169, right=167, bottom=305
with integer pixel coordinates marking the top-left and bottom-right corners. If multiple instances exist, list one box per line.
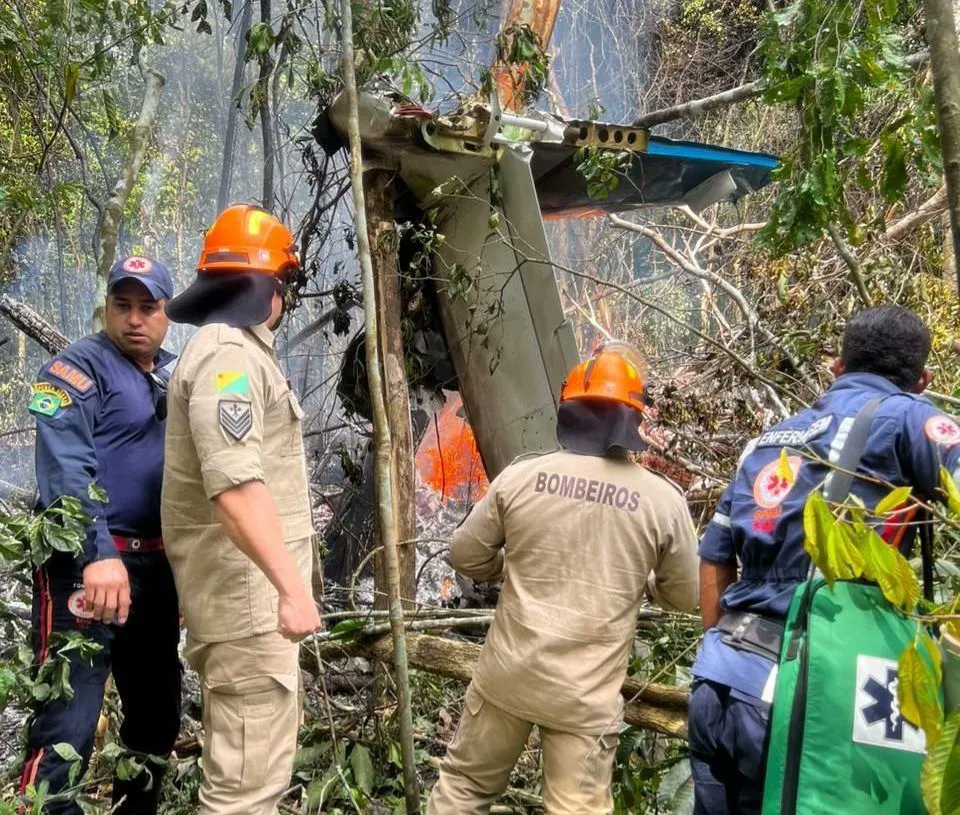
left=277, top=590, right=322, bottom=642
left=82, top=559, right=131, bottom=625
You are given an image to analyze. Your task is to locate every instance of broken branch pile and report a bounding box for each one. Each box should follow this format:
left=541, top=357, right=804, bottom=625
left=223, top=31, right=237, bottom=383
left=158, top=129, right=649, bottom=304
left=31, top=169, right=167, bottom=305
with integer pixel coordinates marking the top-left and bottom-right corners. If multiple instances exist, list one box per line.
left=316, top=632, right=689, bottom=739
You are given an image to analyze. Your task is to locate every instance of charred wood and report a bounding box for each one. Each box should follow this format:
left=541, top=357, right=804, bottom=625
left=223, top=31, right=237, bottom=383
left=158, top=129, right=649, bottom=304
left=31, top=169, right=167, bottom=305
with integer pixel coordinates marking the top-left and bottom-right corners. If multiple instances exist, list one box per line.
left=0, top=294, right=69, bottom=355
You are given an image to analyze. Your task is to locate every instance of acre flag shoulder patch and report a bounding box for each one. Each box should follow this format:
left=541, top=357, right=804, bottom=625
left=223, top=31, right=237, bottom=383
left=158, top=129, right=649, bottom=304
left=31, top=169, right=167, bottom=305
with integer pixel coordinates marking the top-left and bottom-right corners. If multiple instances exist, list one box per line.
left=28, top=382, right=73, bottom=417
left=216, top=371, right=250, bottom=396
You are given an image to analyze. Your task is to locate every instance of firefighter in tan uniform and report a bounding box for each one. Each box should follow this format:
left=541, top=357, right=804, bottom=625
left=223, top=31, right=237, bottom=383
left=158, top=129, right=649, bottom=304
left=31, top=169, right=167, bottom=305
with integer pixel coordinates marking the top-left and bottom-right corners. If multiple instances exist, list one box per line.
left=427, top=343, right=699, bottom=815
left=161, top=205, right=321, bottom=815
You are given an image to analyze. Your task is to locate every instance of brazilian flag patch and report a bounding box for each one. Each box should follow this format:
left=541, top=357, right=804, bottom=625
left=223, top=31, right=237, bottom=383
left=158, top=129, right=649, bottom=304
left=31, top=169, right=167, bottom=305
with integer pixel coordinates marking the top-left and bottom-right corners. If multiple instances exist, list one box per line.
left=216, top=371, right=250, bottom=396
left=28, top=382, right=73, bottom=417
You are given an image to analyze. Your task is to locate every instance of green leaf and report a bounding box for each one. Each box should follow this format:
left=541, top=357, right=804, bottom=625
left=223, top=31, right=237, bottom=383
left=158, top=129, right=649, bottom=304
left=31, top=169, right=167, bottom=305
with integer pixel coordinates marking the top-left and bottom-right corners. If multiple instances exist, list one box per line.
left=899, top=636, right=943, bottom=745
left=803, top=490, right=836, bottom=582
left=116, top=755, right=145, bottom=781
left=881, top=137, right=908, bottom=203
left=941, top=736, right=960, bottom=815
left=826, top=521, right=864, bottom=582
left=63, top=63, right=78, bottom=106
left=922, top=708, right=960, bottom=815
left=875, top=485, right=912, bottom=516
left=247, top=21, right=275, bottom=57
left=941, top=467, right=960, bottom=515
left=349, top=743, right=374, bottom=797
left=860, top=528, right=919, bottom=610
left=52, top=742, right=82, bottom=763
left=87, top=482, right=109, bottom=504
left=329, top=619, right=367, bottom=644
left=0, top=666, right=16, bottom=711
left=0, top=527, right=23, bottom=561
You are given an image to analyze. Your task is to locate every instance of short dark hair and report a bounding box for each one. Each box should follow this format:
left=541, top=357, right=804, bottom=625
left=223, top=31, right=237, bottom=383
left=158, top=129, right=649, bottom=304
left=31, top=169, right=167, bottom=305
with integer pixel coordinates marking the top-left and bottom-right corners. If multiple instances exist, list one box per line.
left=840, top=305, right=931, bottom=391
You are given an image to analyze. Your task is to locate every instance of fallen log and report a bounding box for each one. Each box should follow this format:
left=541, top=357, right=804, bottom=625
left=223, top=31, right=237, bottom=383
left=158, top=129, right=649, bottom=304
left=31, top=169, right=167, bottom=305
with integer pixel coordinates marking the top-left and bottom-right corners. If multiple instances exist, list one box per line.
left=314, top=632, right=690, bottom=739
left=0, top=294, right=69, bottom=355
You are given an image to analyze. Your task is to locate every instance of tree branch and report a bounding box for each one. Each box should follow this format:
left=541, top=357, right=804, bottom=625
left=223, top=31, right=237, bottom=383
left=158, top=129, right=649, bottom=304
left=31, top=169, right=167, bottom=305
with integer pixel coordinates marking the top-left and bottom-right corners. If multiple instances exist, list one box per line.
left=557, top=260, right=798, bottom=417
left=632, top=80, right=764, bottom=129
left=885, top=185, right=948, bottom=241
left=826, top=224, right=873, bottom=307
left=259, top=0, right=275, bottom=208
left=609, top=214, right=815, bottom=406
left=0, top=294, right=69, bottom=354
left=631, top=49, right=929, bottom=130
left=216, top=0, right=253, bottom=214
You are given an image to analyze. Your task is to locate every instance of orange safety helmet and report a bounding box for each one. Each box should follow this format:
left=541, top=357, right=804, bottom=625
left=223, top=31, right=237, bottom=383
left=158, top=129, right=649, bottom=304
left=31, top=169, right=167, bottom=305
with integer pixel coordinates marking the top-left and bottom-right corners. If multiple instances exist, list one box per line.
left=198, top=204, right=299, bottom=277
left=560, top=341, right=647, bottom=413
left=165, top=204, right=300, bottom=327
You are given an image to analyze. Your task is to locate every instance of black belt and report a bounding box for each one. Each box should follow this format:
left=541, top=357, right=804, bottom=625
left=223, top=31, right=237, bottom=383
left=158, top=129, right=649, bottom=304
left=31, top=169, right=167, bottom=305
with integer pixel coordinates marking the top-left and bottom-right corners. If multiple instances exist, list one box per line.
left=717, top=611, right=785, bottom=662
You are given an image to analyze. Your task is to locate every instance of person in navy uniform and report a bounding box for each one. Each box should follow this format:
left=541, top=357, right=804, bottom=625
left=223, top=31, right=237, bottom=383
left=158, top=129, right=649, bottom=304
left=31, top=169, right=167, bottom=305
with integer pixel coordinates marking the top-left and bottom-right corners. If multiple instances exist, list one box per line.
left=689, top=305, right=960, bottom=815
left=19, top=257, right=181, bottom=815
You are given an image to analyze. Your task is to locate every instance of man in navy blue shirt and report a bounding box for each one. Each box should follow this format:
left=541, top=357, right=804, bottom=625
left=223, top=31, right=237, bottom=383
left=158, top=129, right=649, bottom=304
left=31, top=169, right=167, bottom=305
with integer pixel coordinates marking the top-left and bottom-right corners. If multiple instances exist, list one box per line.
left=19, top=257, right=181, bottom=815
left=689, top=306, right=960, bottom=815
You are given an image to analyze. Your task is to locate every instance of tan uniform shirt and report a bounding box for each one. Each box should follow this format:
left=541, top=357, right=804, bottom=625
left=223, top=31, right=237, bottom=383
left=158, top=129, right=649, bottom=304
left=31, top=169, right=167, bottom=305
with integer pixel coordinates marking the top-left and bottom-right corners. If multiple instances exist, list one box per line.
left=161, top=323, right=313, bottom=643
left=453, top=449, right=698, bottom=734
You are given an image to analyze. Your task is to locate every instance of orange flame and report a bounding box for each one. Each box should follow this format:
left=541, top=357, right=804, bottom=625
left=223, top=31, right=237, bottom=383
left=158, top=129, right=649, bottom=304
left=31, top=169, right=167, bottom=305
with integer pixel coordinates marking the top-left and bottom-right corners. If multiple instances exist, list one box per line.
left=416, top=393, right=489, bottom=503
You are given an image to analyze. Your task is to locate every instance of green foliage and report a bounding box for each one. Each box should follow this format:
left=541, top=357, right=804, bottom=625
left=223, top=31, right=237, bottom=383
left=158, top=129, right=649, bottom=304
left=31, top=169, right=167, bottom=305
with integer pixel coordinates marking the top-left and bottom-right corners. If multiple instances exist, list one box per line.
left=921, top=709, right=960, bottom=815
left=899, top=629, right=943, bottom=744
left=247, top=21, right=276, bottom=58
left=0, top=484, right=105, bottom=567
left=0, top=0, right=188, bottom=273
left=574, top=148, right=634, bottom=201
left=493, top=23, right=550, bottom=107
left=757, top=0, right=938, bottom=254
left=802, top=480, right=920, bottom=610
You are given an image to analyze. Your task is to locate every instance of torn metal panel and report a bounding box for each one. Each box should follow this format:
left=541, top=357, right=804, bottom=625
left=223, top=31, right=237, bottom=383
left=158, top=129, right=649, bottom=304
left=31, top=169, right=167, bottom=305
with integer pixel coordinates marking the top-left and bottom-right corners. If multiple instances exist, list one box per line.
left=498, top=147, right=579, bottom=408
left=327, top=93, right=777, bottom=478
left=410, top=159, right=575, bottom=477
left=532, top=136, right=778, bottom=218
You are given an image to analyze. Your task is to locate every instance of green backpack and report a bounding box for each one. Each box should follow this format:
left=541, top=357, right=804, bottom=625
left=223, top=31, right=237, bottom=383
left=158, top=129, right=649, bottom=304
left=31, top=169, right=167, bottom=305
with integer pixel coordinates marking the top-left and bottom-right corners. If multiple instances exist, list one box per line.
left=761, top=578, right=929, bottom=815
left=762, top=396, right=935, bottom=815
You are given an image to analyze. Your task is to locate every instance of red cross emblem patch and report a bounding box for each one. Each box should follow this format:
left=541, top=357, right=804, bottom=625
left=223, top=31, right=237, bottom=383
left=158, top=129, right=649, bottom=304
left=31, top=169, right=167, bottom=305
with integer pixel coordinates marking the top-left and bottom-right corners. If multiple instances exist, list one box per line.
left=753, top=455, right=802, bottom=509
left=122, top=256, right=153, bottom=274
left=925, top=415, right=960, bottom=445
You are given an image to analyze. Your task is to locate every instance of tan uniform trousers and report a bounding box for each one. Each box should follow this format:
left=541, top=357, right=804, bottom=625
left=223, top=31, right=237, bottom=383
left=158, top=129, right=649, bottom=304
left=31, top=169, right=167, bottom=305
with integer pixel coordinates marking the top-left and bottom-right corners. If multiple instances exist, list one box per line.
left=185, top=632, right=301, bottom=815
left=427, top=684, right=620, bottom=815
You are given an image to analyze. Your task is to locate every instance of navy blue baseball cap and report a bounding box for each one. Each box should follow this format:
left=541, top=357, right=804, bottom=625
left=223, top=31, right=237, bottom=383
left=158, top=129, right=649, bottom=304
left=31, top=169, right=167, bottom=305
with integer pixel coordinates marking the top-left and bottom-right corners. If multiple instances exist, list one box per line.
left=107, top=256, right=174, bottom=301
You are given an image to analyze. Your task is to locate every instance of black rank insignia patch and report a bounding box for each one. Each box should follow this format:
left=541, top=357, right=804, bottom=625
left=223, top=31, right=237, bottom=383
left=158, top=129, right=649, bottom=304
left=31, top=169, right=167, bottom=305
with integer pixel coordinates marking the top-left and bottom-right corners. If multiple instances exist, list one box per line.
left=219, top=400, right=253, bottom=441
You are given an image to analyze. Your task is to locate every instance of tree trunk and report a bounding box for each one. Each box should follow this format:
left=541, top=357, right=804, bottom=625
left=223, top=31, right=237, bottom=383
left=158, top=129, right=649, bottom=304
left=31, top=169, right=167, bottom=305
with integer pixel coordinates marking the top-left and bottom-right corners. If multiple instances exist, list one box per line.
left=365, top=169, right=417, bottom=612
left=923, top=0, right=960, bottom=292
left=94, top=55, right=165, bottom=324
left=340, top=0, right=420, bottom=808
left=216, top=0, right=253, bottom=214
left=258, top=0, right=275, bottom=209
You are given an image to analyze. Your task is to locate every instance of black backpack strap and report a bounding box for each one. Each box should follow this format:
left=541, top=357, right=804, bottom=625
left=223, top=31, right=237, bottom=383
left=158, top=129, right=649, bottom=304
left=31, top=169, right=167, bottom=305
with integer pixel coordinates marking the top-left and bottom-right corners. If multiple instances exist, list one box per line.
left=919, top=515, right=935, bottom=602
left=787, top=396, right=886, bottom=657
left=821, top=397, right=884, bottom=504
